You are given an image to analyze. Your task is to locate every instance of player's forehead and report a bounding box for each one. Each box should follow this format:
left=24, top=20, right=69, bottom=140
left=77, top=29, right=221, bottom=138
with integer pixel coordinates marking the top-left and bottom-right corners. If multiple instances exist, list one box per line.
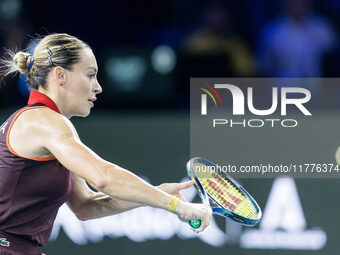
left=76, top=47, right=98, bottom=71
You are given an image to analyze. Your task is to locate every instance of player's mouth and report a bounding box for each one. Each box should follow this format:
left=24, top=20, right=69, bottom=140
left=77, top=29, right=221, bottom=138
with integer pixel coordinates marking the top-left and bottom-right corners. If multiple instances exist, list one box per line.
left=88, top=98, right=97, bottom=106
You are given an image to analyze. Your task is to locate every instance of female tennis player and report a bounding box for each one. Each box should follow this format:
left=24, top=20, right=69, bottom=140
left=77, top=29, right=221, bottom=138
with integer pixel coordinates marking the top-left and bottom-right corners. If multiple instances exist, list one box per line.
left=0, top=33, right=212, bottom=254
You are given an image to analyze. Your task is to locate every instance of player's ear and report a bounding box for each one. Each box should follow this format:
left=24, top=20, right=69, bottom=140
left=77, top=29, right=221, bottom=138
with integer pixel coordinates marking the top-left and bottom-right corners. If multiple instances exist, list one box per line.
left=53, top=66, right=67, bottom=86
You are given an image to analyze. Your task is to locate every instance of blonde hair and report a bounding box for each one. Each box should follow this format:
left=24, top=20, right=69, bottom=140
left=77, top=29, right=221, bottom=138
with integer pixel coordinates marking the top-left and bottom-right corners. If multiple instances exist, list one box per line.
left=1, top=33, right=89, bottom=89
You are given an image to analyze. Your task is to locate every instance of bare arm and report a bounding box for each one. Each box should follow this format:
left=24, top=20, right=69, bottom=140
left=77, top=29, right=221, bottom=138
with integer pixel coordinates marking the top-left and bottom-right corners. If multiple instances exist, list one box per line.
left=67, top=175, right=195, bottom=221
left=15, top=108, right=211, bottom=231
left=67, top=175, right=143, bottom=220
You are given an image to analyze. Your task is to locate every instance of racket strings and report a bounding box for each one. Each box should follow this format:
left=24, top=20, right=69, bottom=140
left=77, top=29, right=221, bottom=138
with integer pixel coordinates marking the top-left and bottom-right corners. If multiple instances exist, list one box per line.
left=194, top=163, right=258, bottom=219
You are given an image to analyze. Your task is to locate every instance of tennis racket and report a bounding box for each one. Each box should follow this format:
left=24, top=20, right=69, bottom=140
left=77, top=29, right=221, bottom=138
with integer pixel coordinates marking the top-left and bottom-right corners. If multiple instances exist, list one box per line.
left=187, top=157, right=262, bottom=228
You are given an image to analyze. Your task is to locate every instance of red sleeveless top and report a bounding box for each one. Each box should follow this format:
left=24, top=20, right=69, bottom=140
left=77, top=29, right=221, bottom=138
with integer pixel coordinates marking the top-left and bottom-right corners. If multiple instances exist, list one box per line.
left=0, top=91, right=73, bottom=254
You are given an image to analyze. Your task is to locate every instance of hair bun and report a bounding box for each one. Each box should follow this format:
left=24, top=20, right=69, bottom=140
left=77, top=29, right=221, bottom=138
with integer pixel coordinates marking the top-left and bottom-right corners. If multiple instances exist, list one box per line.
left=13, top=52, right=32, bottom=74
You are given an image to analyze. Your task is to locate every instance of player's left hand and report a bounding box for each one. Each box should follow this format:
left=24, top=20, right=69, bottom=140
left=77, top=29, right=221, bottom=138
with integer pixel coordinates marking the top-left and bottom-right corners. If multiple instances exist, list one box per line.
left=157, top=180, right=194, bottom=202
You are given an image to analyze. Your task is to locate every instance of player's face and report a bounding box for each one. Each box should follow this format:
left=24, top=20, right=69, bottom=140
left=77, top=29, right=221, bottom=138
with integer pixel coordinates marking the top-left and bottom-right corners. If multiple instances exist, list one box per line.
left=62, top=47, right=102, bottom=117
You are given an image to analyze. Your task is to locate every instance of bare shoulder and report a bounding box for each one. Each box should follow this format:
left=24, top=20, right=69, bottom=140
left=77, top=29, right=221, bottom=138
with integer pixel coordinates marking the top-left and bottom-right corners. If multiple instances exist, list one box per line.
left=9, top=107, right=79, bottom=159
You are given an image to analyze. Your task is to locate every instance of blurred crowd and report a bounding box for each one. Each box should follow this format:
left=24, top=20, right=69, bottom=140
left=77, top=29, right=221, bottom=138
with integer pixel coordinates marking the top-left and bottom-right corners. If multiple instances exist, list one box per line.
left=0, top=0, right=340, bottom=108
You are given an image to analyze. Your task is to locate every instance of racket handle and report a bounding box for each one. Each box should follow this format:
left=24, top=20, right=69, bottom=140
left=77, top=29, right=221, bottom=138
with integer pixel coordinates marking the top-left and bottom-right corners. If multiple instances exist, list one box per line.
left=189, top=219, right=201, bottom=229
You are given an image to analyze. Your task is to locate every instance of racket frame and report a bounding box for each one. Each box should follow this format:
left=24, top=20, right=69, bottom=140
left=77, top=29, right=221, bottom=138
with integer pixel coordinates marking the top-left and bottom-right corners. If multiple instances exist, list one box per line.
left=187, top=157, right=262, bottom=226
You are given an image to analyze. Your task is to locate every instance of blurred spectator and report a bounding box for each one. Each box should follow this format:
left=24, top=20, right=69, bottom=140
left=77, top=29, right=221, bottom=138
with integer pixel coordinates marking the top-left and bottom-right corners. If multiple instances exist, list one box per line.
left=181, top=2, right=254, bottom=77
left=0, top=0, right=26, bottom=49
left=0, top=0, right=29, bottom=107
left=258, top=0, right=338, bottom=77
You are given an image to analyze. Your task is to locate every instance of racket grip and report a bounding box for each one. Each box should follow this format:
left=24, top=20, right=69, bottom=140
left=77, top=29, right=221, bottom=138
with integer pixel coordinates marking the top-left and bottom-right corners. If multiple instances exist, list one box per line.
left=189, top=219, right=201, bottom=229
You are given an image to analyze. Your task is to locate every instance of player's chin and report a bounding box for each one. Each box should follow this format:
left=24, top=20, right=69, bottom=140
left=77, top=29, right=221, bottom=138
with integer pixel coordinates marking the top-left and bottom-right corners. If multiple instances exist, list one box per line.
left=82, top=111, right=91, bottom=117
left=76, top=107, right=92, bottom=117
left=83, top=108, right=92, bottom=117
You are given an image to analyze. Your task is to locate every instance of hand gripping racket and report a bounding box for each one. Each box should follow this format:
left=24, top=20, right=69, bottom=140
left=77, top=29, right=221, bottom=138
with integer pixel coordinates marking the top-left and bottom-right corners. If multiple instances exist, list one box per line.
left=187, top=157, right=262, bottom=228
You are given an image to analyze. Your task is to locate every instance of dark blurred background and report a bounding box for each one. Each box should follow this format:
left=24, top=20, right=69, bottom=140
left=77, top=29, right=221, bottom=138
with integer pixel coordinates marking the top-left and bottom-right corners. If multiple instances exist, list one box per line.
left=1, top=0, right=340, bottom=109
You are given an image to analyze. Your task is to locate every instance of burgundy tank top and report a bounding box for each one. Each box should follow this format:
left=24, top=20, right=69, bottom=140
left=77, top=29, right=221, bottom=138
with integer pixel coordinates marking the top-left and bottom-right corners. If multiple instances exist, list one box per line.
left=0, top=91, right=73, bottom=253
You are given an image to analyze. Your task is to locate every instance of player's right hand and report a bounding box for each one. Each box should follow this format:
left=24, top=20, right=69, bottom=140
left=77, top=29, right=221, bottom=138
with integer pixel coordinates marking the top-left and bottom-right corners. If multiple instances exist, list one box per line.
left=173, top=201, right=212, bottom=233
